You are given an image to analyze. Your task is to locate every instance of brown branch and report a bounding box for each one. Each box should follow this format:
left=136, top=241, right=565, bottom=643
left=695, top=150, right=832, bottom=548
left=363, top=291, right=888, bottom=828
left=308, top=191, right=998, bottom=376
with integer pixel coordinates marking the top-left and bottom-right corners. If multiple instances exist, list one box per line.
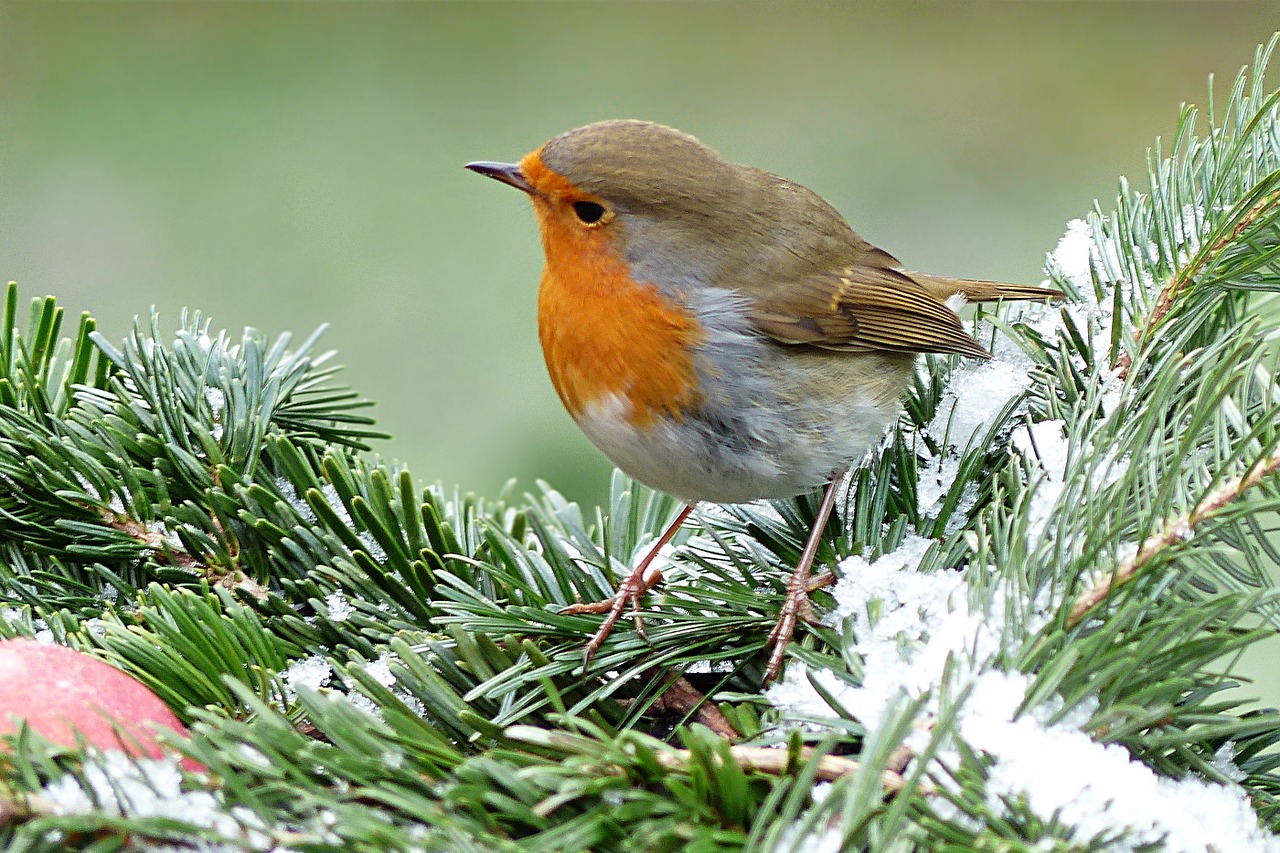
left=652, top=744, right=907, bottom=792
left=1069, top=446, right=1280, bottom=625
left=104, top=510, right=202, bottom=569
left=1115, top=189, right=1280, bottom=380
left=647, top=674, right=741, bottom=740
left=103, top=509, right=267, bottom=600
left=0, top=788, right=51, bottom=827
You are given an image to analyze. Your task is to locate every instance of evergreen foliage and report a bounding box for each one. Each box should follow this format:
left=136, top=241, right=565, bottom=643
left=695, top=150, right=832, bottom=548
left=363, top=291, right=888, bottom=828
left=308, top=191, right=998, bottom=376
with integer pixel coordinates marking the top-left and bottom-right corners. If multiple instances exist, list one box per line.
left=2, top=38, right=1280, bottom=852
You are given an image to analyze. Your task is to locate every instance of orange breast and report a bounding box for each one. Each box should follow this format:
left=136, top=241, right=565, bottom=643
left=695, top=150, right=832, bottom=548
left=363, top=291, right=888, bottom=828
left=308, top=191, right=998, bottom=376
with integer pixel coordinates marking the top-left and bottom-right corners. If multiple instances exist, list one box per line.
left=534, top=219, right=705, bottom=427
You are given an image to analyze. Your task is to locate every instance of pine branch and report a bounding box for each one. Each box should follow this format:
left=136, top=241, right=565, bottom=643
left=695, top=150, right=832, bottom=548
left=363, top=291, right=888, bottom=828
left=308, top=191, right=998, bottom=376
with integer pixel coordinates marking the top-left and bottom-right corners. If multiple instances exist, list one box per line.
left=1116, top=184, right=1280, bottom=378
left=1070, top=443, right=1280, bottom=624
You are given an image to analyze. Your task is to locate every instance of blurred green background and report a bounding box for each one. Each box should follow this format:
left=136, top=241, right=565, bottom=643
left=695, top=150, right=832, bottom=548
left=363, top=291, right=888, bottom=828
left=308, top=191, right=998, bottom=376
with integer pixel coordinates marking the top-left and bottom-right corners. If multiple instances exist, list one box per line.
left=2, top=2, right=1275, bottom=510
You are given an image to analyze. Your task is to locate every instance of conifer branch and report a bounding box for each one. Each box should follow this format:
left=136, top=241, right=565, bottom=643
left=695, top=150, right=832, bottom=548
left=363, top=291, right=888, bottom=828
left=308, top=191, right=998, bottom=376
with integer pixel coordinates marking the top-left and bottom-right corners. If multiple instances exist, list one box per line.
left=1069, top=444, right=1280, bottom=625
left=1115, top=178, right=1280, bottom=379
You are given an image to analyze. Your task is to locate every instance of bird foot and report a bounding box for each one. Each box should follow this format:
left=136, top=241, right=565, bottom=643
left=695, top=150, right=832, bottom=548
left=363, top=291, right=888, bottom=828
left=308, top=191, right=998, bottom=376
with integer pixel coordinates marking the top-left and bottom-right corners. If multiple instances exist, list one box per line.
left=763, top=476, right=845, bottom=683
left=560, top=502, right=697, bottom=674
left=562, top=568, right=654, bottom=671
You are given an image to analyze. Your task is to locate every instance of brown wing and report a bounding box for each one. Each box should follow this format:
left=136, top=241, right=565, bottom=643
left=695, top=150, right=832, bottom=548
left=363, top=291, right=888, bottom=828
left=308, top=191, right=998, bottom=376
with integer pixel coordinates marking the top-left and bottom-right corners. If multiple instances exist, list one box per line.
left=748, top=263, right=992, bottom=359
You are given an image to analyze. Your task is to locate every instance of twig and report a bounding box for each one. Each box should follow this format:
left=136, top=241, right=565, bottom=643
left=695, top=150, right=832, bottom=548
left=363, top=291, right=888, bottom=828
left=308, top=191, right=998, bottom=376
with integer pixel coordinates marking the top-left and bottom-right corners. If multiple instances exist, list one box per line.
left=103, top=509, right=267, bottom=599
left=885, top=743, right=916, bottom=775
left=648, top=675, right=740, bottom=740
left=104, top=510, right=202, bottom=569
left=0, top=788, right=50, bottom=826
left=1070, top=446, right=1280, bottom=625
left=1115, top=189, right=1280, bottom=380
left=652, top=744, right=907, bottom=791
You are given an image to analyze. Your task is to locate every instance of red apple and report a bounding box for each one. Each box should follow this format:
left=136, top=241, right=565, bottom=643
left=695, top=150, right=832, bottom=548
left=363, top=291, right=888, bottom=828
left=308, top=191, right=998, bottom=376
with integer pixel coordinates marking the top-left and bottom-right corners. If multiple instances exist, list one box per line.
left=0, top=638, right=200, bottom=770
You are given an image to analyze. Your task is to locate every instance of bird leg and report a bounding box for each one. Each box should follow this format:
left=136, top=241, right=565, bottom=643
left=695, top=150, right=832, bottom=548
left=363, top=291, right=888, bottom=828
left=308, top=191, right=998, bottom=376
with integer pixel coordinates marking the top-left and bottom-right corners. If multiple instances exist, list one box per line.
left=765, top=476, right=842, bottom=682
left=562, top=502, right=697, bottom=671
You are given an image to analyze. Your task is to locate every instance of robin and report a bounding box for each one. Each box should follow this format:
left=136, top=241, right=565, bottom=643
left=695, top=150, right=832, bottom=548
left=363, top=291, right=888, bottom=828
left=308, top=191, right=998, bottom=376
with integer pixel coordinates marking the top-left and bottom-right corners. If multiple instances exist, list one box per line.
left=467, top=119, right=1059, bottom=680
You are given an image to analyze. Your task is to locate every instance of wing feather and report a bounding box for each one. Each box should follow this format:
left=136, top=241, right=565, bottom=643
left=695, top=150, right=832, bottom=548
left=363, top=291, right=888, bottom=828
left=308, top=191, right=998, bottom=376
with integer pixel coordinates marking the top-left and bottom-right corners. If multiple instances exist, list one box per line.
left=748, top=263, right=992, bottom=359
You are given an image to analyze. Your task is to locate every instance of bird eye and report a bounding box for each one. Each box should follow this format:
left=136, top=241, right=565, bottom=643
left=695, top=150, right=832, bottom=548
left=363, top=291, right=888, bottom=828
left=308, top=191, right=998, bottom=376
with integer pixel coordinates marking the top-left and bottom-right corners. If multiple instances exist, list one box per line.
left=572, top=201, right=606, bottom=224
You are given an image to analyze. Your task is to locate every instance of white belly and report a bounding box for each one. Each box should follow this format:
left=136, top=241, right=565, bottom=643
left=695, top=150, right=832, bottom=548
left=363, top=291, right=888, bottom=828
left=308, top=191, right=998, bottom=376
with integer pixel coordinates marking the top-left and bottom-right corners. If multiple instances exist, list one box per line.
left=573, top=382, right=900, bottom=504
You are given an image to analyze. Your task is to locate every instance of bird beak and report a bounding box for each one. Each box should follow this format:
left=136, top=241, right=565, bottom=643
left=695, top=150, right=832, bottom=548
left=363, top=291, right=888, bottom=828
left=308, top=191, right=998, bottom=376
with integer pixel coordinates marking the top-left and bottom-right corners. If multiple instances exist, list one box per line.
left=465, top=161, right=533, bottom=194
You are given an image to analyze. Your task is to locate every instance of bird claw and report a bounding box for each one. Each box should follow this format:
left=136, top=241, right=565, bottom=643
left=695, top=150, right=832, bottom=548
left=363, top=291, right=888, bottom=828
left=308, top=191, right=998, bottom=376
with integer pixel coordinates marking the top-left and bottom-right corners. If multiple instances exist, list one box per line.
left=560, top=597, right=618, bottom=616
left=763, top=476, right=844, bottom=683
left=559, top=503, right=697, bottom=675
left=567, top=572, right=650, bottom=673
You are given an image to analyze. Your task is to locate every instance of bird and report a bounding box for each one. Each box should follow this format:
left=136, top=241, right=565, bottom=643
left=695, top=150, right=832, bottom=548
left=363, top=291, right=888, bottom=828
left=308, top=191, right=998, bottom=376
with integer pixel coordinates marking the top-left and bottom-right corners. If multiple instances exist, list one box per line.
left=467, top=119, right=1059, bottom=681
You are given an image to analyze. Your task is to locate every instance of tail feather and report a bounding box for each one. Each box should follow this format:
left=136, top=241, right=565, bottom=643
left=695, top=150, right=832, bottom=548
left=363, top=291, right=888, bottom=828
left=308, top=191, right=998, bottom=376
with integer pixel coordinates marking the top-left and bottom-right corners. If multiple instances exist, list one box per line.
left=913, top=273, right=1064, bottom=304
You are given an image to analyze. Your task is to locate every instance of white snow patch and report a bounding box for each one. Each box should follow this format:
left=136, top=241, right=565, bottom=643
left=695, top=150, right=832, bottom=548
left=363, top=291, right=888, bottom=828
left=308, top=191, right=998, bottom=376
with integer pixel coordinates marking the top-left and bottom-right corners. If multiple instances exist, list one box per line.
left=766, top=531, right=1277, bottom=852
left=42, top=752, right=271, bottom=850
left=143, top=519, right=184, bottom=554
left=1012, top=419, right=1070, bottom=476
left=204, top=387, right=226, bottom=441
left=915, top=454, right=977, bottom=531
left=276, top=478, right=317, bottom=525
left=365, top=654, right=396, bottom=688
left=768, top=535, right=985, bottom=743
left=956, top=671, right=1276, bottom=853
left=1174, top=203, right=1205, bottom=260
left=342, top=653, right=426, bottom=721
left=319, top=484, right=387, bottom=563
left=930, top=359, right=1031, bottom=453
left=325, top=591, right=353, bottom=622
left=281, top=655, right=332, bottom=703
left=1049, top=218, right=1097, bottom=295
left=1010, top=419, right=1070, bottom=543
left=1213, top=741, right=1247, bottom=784
left=341, top=690, right=381, bottom=718
left=685, top=659, right=736, bottom=674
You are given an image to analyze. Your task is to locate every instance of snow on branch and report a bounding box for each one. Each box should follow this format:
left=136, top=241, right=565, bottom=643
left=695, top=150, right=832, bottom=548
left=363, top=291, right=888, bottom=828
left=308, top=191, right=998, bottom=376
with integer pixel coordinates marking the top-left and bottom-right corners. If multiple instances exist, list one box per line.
left=765, top=40, right=1280, bottom=848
